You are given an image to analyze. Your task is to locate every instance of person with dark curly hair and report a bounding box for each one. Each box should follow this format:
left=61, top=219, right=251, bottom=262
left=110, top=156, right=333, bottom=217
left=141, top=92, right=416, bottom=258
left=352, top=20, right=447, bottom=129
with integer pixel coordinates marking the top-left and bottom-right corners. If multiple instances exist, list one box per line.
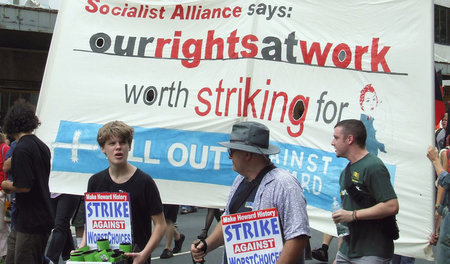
left=1, top=99, right=54, bottom=264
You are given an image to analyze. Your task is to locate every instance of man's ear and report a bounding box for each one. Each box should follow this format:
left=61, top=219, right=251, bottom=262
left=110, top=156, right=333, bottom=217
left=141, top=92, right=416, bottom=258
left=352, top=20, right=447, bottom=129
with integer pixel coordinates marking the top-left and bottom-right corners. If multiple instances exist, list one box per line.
left=100, top=146, right=106, bottom=154
left=347, top=134, right=354, bottom=145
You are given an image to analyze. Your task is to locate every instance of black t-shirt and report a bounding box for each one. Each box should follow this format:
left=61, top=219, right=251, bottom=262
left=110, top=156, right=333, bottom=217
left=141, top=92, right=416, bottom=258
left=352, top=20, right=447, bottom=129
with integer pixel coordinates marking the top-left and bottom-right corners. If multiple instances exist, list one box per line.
left=87, top=168, right=163, bottom=252
left=12, top=134, right=54, bottom=233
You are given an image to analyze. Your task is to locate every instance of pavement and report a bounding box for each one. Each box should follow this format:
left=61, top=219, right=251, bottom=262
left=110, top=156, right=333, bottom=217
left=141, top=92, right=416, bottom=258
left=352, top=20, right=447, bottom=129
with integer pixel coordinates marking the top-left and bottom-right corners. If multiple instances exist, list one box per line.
left=61, top=207, right=434, bottom=263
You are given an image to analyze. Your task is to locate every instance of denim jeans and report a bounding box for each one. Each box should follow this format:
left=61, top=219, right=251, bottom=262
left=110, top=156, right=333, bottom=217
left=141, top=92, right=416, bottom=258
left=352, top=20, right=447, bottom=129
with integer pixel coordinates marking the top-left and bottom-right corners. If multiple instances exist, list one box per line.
left=391, top=254, right=415, bottom=264
left=336, top=251, right=391, bottom=264
left=436, top=207, right=449, bottom=264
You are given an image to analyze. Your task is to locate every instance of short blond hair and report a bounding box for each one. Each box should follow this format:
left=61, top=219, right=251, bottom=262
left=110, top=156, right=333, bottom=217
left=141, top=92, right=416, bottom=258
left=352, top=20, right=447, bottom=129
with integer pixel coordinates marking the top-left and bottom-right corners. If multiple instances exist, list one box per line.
left=97, top=121, right=134, bottom=148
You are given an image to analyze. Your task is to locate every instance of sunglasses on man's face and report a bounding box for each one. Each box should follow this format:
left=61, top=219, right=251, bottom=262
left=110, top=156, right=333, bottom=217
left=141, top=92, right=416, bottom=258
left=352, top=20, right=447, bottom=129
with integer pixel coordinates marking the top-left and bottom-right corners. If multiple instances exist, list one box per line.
left=228, top=149, right=236, bottom=157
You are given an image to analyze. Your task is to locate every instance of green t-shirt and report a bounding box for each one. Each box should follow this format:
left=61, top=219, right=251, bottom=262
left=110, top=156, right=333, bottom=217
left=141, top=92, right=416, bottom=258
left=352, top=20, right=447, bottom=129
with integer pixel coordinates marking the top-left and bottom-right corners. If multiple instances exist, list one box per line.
left=338, top=153, right=397, bottom=259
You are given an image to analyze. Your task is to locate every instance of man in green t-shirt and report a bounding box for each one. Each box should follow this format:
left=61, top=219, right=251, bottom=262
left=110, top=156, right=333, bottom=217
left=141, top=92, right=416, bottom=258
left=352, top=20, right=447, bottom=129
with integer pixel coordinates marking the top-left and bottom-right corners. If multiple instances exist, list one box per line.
left=331, top=119, right=399, bottom=263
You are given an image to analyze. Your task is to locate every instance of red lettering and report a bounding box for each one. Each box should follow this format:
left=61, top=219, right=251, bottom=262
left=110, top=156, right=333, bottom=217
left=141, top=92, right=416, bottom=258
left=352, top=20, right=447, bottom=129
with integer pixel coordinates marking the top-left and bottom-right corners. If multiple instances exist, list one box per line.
left=215, top=80, right=224, bottom=116
left=227, top=30, right=239, bottom=59
left=332, top=43, right=352, bottom=68
left=85, top=0, right=99, bottom=13
left=181, top=39, right=203, bottom=68
left=241, top=35, right=258, bottom=58
left=205, top=30, right=224, bottom=59
left=222, top=7, right=231, bottom=18
left=155, top=38, right=171, bottom=58
left=111, top=7, right=121, bottom=16
left=268, top=91, right=288, bottom=122
left=99, top=4, right=109, bottom=14
left=355, top=45, right=369, bottom=70
left=171, top=31, right=182, bottom=58
left=233, top=6, right=242, bottom=17
left=171, top=5, right=184, bottom=19
left=158, top=6, right=166, bottom=19
left=371, top=38, right=391, bottom=72
left=148, top=8, right=158, bottom=19
left=92, top=220, right=126, bottom=229
left=300, top=41, right=332, bottom=66
left=225, top=87, right=238, bottom=116
left=195, top=88, right=212, bottom=116
left=194, top=77, right=311, bottom=138
left=238, top=82, right=242, bottom=116
left=126, top=6, right=135, bottom=17
left=243, top=77, right=260, bottom=117
left=287, top=95, right=310, bottom=137
left=259, top=89, right=269, bottom=119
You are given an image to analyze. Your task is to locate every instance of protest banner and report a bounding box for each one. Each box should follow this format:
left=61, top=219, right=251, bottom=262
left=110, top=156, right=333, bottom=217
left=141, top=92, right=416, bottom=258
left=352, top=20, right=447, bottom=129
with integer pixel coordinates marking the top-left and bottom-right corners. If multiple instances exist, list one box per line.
left=36, top=0, right=434, bottom=259
left=84, top=192, right=132, bottom=249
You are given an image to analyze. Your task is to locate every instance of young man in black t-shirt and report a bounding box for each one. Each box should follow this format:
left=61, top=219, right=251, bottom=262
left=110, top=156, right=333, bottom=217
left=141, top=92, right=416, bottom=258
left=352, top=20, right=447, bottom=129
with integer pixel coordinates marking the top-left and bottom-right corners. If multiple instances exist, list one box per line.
left=1, top=99, right=54, bottom=264
left=78, top=121, right=166, bottom=264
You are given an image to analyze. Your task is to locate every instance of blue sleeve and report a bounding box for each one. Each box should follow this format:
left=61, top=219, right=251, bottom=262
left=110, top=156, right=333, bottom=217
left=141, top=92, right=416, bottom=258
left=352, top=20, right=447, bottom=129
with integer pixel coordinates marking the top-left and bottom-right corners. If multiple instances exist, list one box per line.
left=4, top=141, right=16, bottom=160
left=272, top=174, right=310, bottom=240
left=438, top=170, right=450, bottom=190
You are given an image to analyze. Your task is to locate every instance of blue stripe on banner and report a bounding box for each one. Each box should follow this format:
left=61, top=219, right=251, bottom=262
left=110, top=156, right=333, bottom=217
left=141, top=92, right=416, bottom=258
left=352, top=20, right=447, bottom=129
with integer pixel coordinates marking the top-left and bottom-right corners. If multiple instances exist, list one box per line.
left=273, top=143, right=396, bottom=210
left=52, top=120, right=234, bottom=186
left=52, top=121, right=396, bottom=211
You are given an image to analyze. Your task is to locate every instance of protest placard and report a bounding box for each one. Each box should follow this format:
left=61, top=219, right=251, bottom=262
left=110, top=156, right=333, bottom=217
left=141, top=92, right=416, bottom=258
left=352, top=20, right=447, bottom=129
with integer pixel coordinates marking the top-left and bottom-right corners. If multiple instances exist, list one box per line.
left=84, top=192, right=132, bottom=249
left=222, top=208, right=283, bottom=264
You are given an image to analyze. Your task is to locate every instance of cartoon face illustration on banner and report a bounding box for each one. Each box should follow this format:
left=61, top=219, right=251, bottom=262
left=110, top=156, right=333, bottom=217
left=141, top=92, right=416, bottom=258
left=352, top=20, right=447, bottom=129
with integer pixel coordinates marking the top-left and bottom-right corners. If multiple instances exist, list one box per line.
left=359, top=84, right=386, bottom=156
left=359, top=84, right=378, bottom=116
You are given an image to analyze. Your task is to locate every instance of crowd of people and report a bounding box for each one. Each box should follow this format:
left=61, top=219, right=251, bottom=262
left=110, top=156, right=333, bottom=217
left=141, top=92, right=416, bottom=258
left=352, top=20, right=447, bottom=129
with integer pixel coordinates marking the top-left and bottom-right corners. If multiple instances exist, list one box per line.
left=0, top=98, right=447, bottom=264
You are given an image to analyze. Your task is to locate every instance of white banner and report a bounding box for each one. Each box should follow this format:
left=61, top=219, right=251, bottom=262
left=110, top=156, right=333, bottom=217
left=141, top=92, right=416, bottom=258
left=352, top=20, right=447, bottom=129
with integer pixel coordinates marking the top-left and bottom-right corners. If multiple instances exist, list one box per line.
left=36, top=0, right=434, bottom=259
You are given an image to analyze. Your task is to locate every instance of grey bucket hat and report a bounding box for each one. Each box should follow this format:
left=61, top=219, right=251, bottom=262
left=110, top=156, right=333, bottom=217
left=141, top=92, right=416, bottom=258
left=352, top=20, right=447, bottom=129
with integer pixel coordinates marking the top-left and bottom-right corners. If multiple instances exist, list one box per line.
left=219, top=121, right=280, bottom=155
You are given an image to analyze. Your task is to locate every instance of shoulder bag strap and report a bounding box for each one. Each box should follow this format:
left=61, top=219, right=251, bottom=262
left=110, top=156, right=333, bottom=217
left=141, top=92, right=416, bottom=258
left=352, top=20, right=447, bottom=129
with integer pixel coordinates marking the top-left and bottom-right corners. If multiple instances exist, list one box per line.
left=228, top=163, right=276, bottom=214
left=344, top=162, right=375, bottom=208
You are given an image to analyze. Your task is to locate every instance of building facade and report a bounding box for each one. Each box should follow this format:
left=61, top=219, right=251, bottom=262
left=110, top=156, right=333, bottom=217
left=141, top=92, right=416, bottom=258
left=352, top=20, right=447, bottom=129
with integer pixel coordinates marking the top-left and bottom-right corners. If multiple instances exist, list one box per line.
left=435, top=0, right=450, bottom=104
left=0, top=0, right=57, bottom=122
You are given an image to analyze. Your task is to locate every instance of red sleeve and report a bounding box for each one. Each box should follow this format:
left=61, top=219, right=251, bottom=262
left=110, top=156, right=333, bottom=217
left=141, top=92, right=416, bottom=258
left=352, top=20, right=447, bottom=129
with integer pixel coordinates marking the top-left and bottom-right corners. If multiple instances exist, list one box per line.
left=0, top=143, right=9, bottom=190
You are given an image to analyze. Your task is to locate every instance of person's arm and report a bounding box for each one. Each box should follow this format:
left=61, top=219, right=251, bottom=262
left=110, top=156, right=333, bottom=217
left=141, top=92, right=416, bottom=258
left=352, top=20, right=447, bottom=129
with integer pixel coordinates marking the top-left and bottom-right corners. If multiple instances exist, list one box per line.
left=437, top=186, right=445, bottom=207
left=427, top=146, right=447, bottom=243
left=434, top=185, right=445, bottom=236
left=276, top=235, right=308, bottom=264
left=72, top=225, right=86, bottom=254
left=428, top=146, right=445, bottom=177
left=274, top=176, right=310, bottom=264
left=332, top=198, right=398, bottom=223
left=191, top=220, right=225, bottom=262
left=3, top=158, right=11, bottom=174
left=440, top=150, right=448, bottom=171
left=438, top=170, right=450, bottom=190
left=427, top=146, right=450, bottom=190
left=77, top=225, right=87, bottom=248
left=125, top=212, right=166, bottom=264
left=1, top=180, right=30, bottom=193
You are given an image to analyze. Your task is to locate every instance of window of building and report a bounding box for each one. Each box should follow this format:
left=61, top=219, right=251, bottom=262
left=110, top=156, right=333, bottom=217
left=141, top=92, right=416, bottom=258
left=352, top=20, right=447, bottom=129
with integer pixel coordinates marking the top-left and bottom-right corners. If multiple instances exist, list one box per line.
left=435, top=5, right=450, bottom=45
left=0, top=88, right=39, bottom=127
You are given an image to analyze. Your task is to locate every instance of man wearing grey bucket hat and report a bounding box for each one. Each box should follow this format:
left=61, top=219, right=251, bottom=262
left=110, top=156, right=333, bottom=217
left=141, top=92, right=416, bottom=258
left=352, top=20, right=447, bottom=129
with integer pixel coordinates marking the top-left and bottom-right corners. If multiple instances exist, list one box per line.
left=191, top=121, right=310, bottom=264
